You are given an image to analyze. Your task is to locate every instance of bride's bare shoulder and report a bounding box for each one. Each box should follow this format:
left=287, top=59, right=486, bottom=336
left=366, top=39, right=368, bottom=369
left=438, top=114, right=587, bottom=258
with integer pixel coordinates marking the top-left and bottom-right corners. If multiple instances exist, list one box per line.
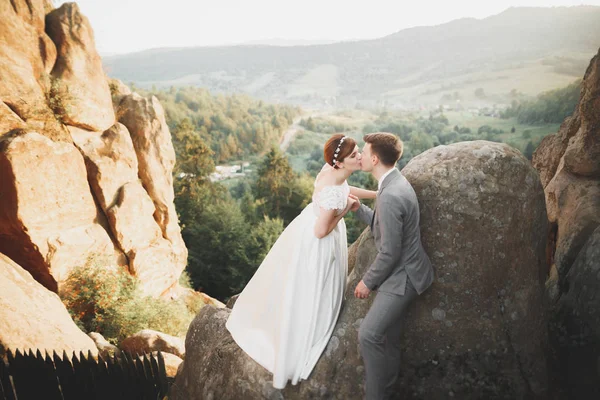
left=314, top=169, right=337, bottom=188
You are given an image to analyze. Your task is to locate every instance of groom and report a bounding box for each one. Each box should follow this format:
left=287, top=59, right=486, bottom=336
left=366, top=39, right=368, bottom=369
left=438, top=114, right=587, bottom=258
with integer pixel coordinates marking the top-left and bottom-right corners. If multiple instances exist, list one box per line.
left=350, top=132, right=434, bottom=400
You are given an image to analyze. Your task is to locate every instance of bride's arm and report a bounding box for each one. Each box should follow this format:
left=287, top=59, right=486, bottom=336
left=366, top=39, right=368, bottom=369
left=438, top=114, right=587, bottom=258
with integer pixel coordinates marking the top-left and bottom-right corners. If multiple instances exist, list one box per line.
left=314, top=201, right=354, bottom=239
left=349, top=185, right=377, bottom=199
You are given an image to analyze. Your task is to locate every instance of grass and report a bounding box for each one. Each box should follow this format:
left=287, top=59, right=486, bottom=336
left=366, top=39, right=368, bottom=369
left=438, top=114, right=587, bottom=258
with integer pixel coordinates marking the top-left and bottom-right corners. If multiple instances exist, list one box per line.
left=444, top=111, right=560, bottom=150
left=283, top=109, right=561, bottom=172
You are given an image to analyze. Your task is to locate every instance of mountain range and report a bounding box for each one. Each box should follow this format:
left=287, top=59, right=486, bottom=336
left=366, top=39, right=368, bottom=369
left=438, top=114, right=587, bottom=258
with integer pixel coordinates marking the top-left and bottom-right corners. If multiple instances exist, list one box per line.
left=103, top=6, right=600, bottom=108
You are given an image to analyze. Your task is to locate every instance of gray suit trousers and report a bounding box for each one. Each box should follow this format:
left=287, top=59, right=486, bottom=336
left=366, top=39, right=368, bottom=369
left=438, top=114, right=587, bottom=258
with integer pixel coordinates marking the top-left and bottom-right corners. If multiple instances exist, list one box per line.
left=358, top=278, right=418, bottom=400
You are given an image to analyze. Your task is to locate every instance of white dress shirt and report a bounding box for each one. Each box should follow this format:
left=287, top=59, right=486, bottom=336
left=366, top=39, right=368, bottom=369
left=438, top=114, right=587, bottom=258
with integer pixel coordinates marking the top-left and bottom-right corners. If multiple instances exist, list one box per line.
left=377, top=168, right=395, bottom=192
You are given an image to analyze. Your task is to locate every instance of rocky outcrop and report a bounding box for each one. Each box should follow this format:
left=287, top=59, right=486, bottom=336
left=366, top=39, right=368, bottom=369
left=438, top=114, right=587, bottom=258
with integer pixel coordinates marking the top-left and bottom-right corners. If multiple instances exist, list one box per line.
left=396, top=141, right=549, bottom=399
left=533, top=48, right=600, bottom=284
left=152, top=351, right=183, bottom=378
left=45, top=3, right=115, bottom=132
left=0, top=101, right=26, bottom=135
left=116, top=93, right=188, bottom=290
left=70, top=122, right=182, bottom=296
left=116, top=94, right=181, bottom=244
left=533, top=48, right=600, bottom=398
left=0, top=3, right=188, bottom=298
left=0, top=131, right=126, bottom=291
left=88, top=332, right=121, bottom=359
left=550, top=226, right=600, bottom=397
left=0, top=253, right=97, bottom=357
left=171, top=141, right=550, bottom=400
left=179, top=287, right=226, bottom=309
left=0, top=0, right=66, bottom=141
left=120, top=329, right=185, bottom=359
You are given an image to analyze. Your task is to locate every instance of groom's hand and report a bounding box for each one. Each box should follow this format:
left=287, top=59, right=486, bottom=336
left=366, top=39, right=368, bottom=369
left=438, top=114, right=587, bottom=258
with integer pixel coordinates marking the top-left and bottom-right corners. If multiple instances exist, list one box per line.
left=354, top=280, right=371, bottom=299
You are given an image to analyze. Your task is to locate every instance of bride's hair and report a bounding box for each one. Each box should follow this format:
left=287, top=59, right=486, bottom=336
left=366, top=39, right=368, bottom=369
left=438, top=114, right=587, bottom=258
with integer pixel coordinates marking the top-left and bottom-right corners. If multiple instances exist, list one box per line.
left=324, top=134, right=357, bottom=168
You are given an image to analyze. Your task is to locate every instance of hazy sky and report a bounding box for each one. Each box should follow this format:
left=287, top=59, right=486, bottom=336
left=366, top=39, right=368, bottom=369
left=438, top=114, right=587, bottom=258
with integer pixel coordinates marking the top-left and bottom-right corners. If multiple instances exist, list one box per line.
left=55, top=0, right=599, bottom=55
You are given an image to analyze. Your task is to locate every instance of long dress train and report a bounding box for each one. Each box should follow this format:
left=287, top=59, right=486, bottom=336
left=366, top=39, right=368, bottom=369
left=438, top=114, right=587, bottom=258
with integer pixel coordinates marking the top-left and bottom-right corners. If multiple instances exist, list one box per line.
left=226, top=175, right=349, bottom=389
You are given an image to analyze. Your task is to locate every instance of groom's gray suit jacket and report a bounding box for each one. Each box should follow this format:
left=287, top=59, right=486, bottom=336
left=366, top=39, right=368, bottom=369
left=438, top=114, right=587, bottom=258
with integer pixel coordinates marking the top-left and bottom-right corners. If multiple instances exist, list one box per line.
left=356, top=168, right=434, bottom=295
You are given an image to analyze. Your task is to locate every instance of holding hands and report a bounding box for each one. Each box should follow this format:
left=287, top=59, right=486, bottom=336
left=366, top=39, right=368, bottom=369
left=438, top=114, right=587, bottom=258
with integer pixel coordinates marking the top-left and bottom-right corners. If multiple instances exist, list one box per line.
left=347, top=194, right=360, bottom=212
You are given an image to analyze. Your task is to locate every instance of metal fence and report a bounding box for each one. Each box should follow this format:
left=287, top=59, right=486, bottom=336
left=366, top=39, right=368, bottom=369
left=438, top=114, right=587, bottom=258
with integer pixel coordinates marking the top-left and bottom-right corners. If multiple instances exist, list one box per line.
left=0, top=349, right=170, bottom=400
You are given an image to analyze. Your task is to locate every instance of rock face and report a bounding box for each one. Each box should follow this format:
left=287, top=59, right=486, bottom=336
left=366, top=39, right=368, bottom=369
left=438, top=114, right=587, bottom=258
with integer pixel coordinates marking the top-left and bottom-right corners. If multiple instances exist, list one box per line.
left=116, top=94, right=182, bottom=246
left=119, top=329, right=185, bottom=359
left=0, top=253, right=97, bottom=357
left=0, top=0, right=66, bottom=141
left=116, top=93, right=188, bottom=290
left=70, top=123, right=183, bottom=296
left=171, top=141, right=550, bottom=400
left=533, top=48, right=600, bottom=284
left=0, top=3, right=187, bottom=298
left=533, top=48, right=600, bottom=398
left=88, top=332, right=121, bottom=359
left=396, top=141, right=549, bottom=399
left=550, top=226, right=600, bottom=398
left=45, top=3, right=115, bottom=132
left=0, top=131, right=126, bottom=291
left=149, top=352, right=182, bottom=378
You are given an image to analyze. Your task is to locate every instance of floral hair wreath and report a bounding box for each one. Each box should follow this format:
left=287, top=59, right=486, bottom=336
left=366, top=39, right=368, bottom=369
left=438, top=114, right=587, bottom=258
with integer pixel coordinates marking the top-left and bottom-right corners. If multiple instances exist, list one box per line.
left=332, top=136, right=347, bottom=164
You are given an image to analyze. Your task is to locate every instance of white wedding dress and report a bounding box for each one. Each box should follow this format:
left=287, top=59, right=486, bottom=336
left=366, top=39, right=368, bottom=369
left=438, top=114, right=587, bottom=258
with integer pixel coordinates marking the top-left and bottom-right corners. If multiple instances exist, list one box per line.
left=226, top=166, right=349, bottom=389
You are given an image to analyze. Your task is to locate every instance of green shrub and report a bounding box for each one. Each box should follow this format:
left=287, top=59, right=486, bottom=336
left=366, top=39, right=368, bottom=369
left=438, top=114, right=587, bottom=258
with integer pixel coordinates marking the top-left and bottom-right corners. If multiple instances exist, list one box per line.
left=61, top=258, right=201, bottom=344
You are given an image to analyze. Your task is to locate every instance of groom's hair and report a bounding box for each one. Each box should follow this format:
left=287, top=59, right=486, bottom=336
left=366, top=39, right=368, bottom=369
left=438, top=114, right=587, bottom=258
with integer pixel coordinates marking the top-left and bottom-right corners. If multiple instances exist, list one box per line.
left=363, top=132, right=403, bottom=166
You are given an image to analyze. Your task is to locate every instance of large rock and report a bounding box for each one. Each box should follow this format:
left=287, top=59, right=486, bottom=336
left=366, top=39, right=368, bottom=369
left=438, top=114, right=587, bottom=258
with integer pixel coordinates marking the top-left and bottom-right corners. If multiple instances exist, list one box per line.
left=117, top=93, right=187, bottom=284
left=533, top=49, right=600, bottom=399
left=171, top=141, right=550, bottom=400
left=120, top=329, right=185, bottom=359
left=0, top=0, right=67, bottom=141
left=45, top=3, right=115, bottom=132
left=70, top=124, right=181, bottom=296
left=152, top=352, right=183, bottom=378
left=533, top=48, right=600, bottom=282
left=88, top=332, right=120, bottom=359
left=394, top=141, right=549, bottom=399
left=0, top=131, right=126, bottom=291
left=0, top=101, right=26, bottom=135
left=170, top=307, right=283, bottom=400
left=550, top=226, right=600, bottom=398
left=0, top=253, right=98, bottom=357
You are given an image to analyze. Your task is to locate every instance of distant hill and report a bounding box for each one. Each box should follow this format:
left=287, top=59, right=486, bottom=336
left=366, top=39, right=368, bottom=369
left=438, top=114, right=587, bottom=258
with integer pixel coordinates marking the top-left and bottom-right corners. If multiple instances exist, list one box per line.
left=103, top=6, right=600, bottom=108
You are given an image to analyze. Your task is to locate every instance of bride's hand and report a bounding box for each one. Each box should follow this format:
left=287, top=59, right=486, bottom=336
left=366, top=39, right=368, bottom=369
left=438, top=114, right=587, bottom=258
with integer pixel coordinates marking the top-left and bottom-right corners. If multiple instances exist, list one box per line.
left=347, top=194, right=360, bottom=212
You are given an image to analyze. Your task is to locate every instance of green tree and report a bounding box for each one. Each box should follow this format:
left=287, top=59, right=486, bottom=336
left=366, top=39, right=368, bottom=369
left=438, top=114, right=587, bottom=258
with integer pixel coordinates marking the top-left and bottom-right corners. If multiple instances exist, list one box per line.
left=172, top=119, right=215, bottom=178
left=524, top=141, right=535, bottom=160
left=254, top=148, right=312, bottom=225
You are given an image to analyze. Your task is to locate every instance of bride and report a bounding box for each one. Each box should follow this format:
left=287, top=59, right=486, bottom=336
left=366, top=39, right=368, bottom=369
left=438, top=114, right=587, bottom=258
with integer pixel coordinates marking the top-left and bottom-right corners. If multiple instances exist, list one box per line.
left=226, top=134, right=377, bottom=389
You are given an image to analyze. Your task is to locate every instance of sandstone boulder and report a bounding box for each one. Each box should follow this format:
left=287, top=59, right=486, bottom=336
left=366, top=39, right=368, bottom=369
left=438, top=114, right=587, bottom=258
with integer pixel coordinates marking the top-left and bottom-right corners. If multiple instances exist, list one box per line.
left=70, top=123, right=181, bottom=296
left=117, top=93, right=187, bottom=283
left=0, top=253, right=97, bottom=357
left=177, top=286, right=225, bottom=309
left=120, top=329, right=185, bottom=359
left=533, top=48, right=600, bottom=282
left=88, top=332, right=121, bottom=359
left=0, top=131, right=126, bottom=291
left=152, top=351, right=183, bottom=378
left=171, top=141, right=550, bottom=400
left=0, top=101, right=26, bottom=136
left=45, top=3, right=115, bottom=132
left=0, top=0, right=66, bottom=141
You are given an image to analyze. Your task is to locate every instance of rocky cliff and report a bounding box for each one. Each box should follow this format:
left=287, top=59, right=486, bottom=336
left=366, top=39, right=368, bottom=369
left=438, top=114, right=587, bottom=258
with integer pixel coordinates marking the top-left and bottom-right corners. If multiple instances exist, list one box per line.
left=0, top=1, right=186, bottom=298
left=532, top=47, right=600, bottom=397
left=0, top=1, right=195, bottom=356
